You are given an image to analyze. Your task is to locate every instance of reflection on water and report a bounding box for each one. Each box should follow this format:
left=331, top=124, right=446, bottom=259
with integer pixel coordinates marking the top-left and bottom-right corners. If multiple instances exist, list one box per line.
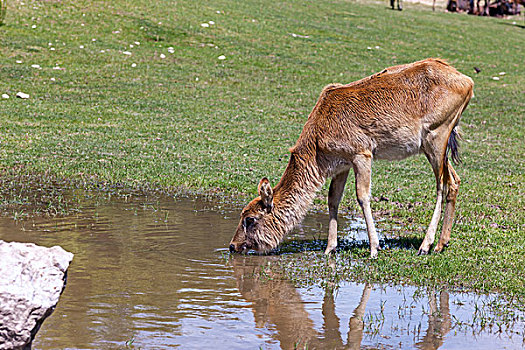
left=233, top=255, right=523, bottom=350
left=232, top=255, right=374, bottom=349
left=0, top=195, right=523, bottom=349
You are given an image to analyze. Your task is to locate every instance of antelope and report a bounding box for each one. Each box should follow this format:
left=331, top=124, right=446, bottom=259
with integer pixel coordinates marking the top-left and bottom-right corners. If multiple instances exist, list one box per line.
left=229, top=58, right=474, bottom=257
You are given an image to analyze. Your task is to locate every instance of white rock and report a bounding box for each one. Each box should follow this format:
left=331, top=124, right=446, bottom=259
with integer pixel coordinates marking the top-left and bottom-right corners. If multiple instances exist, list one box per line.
left=201, top=23, right=209, bottom=28
left=218, top=55, right=226, bottom=60
left=209, top=21, right=215, bottom=25
left=31, top=64, right=41, bottom=69
left=492, top=77, right=500, bottom=80
left=160, top=53, right=166, bottom=58
left=2, top=94, right=9, bottom=99
left=16, top=92, right=30, bottom=99
left=131, top=63, right=137, bottom=67
left=123, top=51, right=132, bottom=55
left=0, top=241, right=73, bottom=349
left=290, top=33, right=309, bottom=39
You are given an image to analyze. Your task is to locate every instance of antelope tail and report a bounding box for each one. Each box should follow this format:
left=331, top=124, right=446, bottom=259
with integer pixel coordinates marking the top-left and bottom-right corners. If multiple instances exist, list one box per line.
left=447, top=127, right=461, bottom=165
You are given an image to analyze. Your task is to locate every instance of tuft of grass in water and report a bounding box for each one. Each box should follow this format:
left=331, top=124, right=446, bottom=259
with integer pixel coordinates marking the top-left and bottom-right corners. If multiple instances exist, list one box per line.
left=124, top=335, right=135, bottom=348
left=0, top=0, right=523, bottom=303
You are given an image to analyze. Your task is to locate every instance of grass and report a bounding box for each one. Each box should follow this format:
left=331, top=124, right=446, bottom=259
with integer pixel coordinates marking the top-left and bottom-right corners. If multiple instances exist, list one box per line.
left=0, top=1, right=6, bottom=26
left=0, top=0, right=524, bottom=301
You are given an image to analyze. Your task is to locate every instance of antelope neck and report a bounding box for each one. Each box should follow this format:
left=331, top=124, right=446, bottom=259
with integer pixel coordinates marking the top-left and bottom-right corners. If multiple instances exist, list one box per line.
left=271, top=150, right=325, bottom=233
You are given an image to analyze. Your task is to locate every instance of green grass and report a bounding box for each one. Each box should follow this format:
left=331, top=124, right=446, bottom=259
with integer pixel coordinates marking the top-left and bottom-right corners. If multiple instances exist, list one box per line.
left=0, top=1, right=524, bottom=300
left=0, top=2, right=6, bottom=26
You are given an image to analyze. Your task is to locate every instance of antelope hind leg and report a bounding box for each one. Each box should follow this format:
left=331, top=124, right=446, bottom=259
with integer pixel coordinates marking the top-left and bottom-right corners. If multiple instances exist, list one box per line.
left=434, top=161, right=460, bottom=252
left=418, top=174, right=444, bottom=255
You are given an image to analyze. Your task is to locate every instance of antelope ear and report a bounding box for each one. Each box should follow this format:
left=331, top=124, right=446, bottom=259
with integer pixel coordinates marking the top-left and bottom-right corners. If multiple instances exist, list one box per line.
left=258, top=177, right=274, bottom=212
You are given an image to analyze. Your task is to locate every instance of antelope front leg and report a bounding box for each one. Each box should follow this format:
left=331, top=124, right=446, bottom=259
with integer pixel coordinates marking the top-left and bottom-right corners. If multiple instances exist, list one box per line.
left=325, top=170, right=350, bottom=254
left=353, top=154, right=380, bottom=258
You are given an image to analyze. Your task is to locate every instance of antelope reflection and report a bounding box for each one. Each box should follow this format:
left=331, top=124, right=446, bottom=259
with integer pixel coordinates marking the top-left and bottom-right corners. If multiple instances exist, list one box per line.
left=231, top=255, right=452, bottom=350
left=417, top=291, right=452, bottom=350
left=231, top=255, right=371, bottom=349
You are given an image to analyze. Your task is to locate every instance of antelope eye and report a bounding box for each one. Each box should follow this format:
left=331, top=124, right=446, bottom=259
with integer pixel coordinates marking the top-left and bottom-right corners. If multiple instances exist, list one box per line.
left=244, top=217, right=256, bottom=228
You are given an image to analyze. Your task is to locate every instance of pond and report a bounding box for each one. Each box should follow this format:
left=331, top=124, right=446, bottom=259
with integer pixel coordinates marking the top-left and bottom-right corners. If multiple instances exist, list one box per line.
left=0, top=194, right=523, bottom=349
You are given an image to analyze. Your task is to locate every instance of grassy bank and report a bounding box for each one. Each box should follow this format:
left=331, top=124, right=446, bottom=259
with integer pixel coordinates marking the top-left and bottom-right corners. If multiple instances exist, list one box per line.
left=1, top=0, right=524, bottom=299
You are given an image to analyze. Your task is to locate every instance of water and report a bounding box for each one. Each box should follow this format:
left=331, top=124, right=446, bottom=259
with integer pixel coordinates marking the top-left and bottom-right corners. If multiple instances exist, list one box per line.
left=0, top=195, right=523, bottom=349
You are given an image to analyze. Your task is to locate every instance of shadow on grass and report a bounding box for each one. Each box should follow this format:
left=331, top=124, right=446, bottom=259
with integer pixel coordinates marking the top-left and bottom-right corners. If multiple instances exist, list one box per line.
left=267, top=236, right=424, bottom=255
left=498, top=21, right=525, bottom=29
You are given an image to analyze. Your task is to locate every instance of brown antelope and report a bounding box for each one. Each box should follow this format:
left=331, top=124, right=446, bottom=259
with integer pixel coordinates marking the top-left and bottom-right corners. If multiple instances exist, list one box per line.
left=229, top=58, right=474, bottom=257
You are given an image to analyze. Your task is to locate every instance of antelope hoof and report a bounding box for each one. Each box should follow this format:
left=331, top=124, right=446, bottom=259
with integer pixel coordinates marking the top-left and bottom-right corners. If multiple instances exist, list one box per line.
left=324, top=244, right=337, bottom=255
left=370, top=249, right=379, bottom=259
left=417, top=248, right=429, bottom=256
left=434, top=242, right=449, bottom=253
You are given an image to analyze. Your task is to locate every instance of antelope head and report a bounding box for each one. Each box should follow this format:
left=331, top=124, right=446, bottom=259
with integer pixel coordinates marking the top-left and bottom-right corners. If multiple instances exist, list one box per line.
left=229, top=177, right=282, bottom=254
